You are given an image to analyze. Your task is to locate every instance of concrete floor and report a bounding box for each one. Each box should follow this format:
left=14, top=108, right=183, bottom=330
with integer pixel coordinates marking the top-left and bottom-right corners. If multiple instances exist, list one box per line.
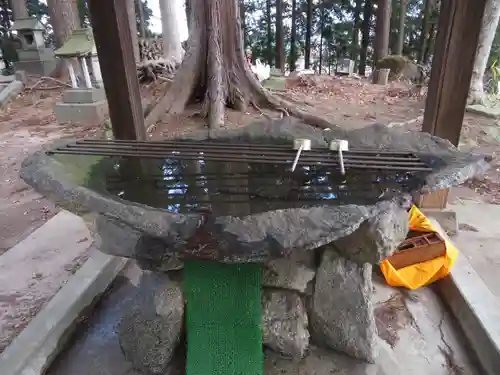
left=448, top=201, right=500, bottom=300
left=0, top=211, right=91, bottom=352
left=47, top=263, right=482, bottom=375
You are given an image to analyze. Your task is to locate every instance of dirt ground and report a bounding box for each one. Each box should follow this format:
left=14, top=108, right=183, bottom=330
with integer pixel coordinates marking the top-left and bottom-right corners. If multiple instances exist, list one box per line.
left=0, top=74, right=498, bottom=353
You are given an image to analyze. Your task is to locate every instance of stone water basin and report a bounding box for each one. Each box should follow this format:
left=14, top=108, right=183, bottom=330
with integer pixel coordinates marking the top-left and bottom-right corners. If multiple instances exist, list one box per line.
left=20, top=119, right=491, bottom=374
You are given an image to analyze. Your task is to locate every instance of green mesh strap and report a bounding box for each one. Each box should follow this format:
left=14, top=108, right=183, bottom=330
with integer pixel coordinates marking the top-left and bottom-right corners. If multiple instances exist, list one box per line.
left=184, top=260, right=263, bottom=375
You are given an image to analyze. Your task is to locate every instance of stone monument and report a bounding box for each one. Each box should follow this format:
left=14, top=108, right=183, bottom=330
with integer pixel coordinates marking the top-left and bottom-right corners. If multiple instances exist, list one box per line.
left=335, top=58, right=355, bottom=76
left=11, top=17, right=57, bottom=76
left=53, top=28, right=108, bottom=124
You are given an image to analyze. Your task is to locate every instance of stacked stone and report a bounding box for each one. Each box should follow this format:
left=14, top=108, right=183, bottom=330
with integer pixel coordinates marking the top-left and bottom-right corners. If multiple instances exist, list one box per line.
left=117, top=201, right=409, bottom=374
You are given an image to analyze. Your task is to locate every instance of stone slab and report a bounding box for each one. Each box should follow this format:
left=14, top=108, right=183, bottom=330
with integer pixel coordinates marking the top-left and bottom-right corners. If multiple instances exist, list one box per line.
left=447, top=202, right=500, bottom=300
left=63, top=88, right=106, bottom=104
left=14, top=60, right=58, bottom=77
left=0, top=80, right=24, bottom=109
left=421, top=209, right=458, bottom=236
left=17, top=48, right=56, bottom=62
left=54, top=100, right=109, bottom=124
left=0, top=251, right=128, bottom=375
left=432, top=218, right=500, bottom=375
left=466, top=104, right=500, bottom=118
left=0, top=75, right=15, bottom=83
left=0, top=211, right=93, bottom=352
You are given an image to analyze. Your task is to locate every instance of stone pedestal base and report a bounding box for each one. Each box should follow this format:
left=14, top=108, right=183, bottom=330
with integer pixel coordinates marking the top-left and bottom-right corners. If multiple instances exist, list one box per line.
left=54, top=101, right=108, bottom=124
left=14, top=60, right=57, bottom=77
left=54, top=88, right=108, bottom=124
left=63, top=88, right=107, bottom=103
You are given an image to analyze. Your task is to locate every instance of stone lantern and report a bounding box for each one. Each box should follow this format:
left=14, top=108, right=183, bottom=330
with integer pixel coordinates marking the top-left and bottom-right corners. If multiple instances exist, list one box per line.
left=54, top=28, right=103, bottom=89
left=11, top=17, right=57, bottom=76
left=54, top=28, right=108, bottom=124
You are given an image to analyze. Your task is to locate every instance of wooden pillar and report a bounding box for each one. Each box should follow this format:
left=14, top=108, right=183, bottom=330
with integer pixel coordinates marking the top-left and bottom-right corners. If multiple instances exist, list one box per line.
left=420, top=0, right=487, bottom=209
left=87, top=0, right=146, bottom=141
left=422, top=0, right=486, bottom=145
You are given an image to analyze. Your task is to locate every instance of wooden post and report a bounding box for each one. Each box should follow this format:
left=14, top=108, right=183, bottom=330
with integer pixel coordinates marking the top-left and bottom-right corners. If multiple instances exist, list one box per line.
left=422, top=0, right=486, bottom=146
left=87, top=0, right=146, bottom=141
left=419, top=0, right=487, bottom=209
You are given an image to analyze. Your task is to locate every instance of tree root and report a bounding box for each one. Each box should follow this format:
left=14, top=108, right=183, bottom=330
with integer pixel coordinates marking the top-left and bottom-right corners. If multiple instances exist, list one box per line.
left=256, top=85, right=333, bottom=129
left=27, top=76, right=72, bottom=93
left=137, top=59, right=177, bottom=84
left=143, top=0, right=336, bottom=131
left=250, top=102, right=273, bottom=120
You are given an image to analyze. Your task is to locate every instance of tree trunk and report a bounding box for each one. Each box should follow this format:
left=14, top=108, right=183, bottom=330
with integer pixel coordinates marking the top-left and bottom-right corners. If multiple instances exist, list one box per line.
left=396, top=0, right=407, bottom=55
left=126, top=0, right=140, bottom=62
left=359, top=0, right=373, bottom=76
left=47, top=0, right=81, bottom=48
left=11, top=0, right=28, bottom=19
left=275, top=0, right=284, bottom=71
left=266, top=0, right=272, bottom=66
left=145, top=0, right=335, bottom=130
left=239, top=0, right=246, bottom=48
left=422, top=21, right=436, bottom=64
left=159, top=0, right=183, bottom=63
left=305, top=0, right=313, bottom=69
left=469, top=0, right=500, bottom=105
left=318, top=3, right=324, bottom=74
left=374, top=0, right=391, bottom=64
left=289, top=0, right=297, bottom=71
left=351, top=0, right=363, bottom=63
left=137, top=0, right=146, bottom=38
left=185, top=0, right=191, bottom=34
left=417, top=0, right=431, bottom=63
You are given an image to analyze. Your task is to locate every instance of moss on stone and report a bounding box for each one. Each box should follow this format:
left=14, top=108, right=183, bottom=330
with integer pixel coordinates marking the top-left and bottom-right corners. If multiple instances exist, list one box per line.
left=376, top=55, right=413, bottom=80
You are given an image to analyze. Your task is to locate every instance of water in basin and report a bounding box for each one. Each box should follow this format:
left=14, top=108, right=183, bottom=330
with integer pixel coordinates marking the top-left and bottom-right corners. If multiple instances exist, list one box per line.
left=79, top=156, right=429, bottom=217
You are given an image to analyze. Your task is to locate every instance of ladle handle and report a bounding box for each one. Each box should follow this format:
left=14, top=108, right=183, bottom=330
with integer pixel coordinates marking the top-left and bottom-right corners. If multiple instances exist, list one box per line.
left=291, top=145, right=303, bottom=172
left=339, top=149, right=345, bottom=175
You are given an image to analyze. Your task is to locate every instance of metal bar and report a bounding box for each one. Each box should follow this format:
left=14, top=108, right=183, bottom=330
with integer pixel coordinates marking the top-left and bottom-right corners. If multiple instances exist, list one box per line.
left=49, top=149, right=431, bottom=171
left=66, top=142, right=421, bottom=162
left=76, top=139, right=418, bottom=156
left=51, top=145, right=425, bottom=165
left=52, top=146, right=428, bottom=167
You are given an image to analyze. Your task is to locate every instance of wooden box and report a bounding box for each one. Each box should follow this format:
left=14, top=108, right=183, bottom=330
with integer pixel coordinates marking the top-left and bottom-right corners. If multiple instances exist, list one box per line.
left=387, top=232, right=446, bottom=270
left=414, top=189, right=449, bottom=210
